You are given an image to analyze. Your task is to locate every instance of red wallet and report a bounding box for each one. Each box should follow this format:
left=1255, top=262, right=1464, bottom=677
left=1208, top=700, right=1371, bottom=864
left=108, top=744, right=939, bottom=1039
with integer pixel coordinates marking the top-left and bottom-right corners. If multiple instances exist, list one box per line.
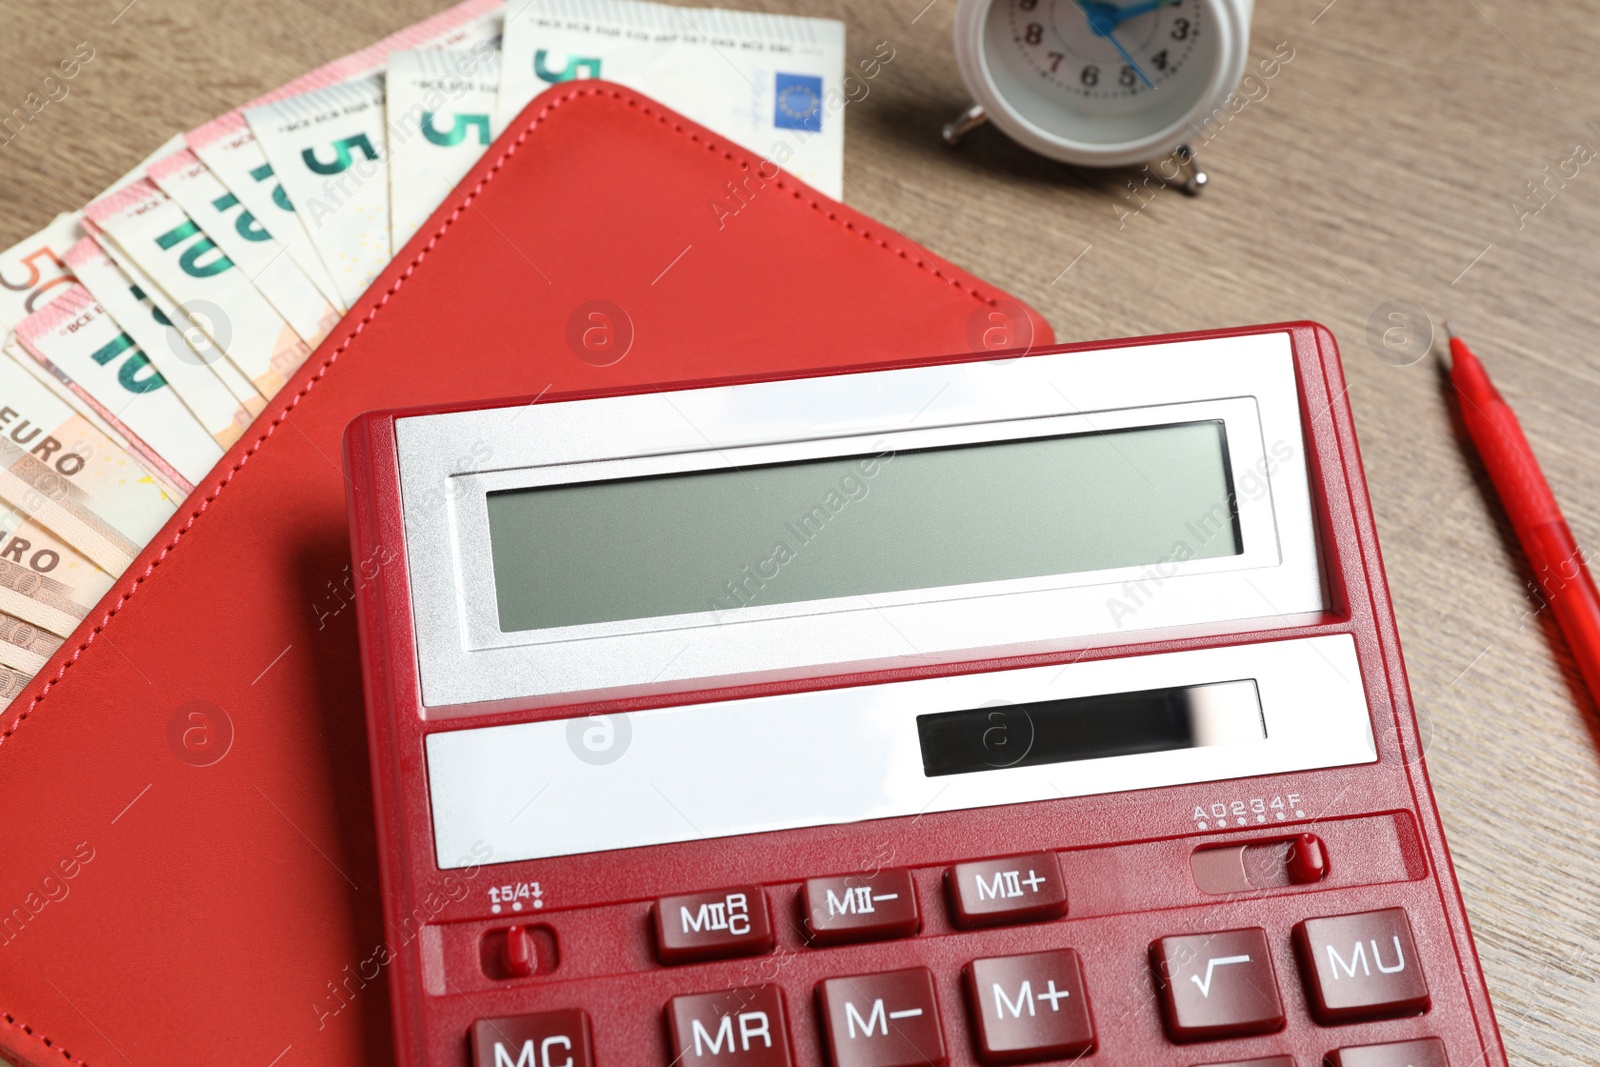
left=0, top=84, right=1050, bottom=1067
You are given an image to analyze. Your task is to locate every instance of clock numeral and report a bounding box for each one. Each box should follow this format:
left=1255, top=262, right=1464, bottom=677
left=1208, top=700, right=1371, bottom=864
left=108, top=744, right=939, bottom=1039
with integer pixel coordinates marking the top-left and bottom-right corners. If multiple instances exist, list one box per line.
left=1047, top=50, right=1065, bottom=72
left=1119, top=65, right=1137, bottom=87
left=1080, top=64, right=1099, bottom=87
left=1024, top=21, right=1044, bottom=45
left=1151, top=48, right=1169, bottom=71
left=1171, top=17, right=1191, bottom=40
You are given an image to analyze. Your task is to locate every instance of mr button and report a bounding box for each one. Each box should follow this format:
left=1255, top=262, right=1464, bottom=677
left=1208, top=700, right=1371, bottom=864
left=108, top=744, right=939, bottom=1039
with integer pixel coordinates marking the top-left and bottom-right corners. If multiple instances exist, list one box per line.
left=965, top=949, right=1095, bottom=1064
left=655, top=885, right=774, bottom=965
left=1150, top=927, right=1285, bottom=1042
left=667, top=986, right=792, bottom=1067
left=1294, top=908, right=1430, bottom=1024
left=471, top=1009, right=593, bottom=1067
left=946, top=852, right=1068, bottom=928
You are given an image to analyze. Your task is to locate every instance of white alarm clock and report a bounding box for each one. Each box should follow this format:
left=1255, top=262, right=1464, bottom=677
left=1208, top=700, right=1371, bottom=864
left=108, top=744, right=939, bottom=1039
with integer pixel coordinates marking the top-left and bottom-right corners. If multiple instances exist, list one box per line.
left=945, top=0, right=1253, bottom=191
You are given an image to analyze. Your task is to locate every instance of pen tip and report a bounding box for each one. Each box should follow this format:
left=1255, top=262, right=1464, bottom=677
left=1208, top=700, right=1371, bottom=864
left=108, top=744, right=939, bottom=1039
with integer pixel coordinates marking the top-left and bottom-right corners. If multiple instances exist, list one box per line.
left=1443, top=320, right=1455, bottom=340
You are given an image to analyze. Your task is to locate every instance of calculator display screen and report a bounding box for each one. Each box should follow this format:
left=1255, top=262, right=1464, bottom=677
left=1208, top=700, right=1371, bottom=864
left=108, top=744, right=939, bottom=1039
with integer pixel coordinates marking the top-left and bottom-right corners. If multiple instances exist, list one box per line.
left=485, top=420, right=1241, bottom=633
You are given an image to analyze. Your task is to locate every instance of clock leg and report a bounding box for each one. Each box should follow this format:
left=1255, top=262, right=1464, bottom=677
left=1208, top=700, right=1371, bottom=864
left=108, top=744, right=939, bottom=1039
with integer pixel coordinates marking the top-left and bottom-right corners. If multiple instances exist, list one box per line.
left=941, top=104, right=988, bottom=146
left=1171, top=143, right=1208, bottom=195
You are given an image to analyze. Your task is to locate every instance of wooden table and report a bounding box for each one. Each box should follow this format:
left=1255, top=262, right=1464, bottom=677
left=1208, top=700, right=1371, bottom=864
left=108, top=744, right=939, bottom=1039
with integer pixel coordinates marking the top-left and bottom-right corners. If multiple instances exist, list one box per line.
left=3, top=0, right=1596, bottom=1062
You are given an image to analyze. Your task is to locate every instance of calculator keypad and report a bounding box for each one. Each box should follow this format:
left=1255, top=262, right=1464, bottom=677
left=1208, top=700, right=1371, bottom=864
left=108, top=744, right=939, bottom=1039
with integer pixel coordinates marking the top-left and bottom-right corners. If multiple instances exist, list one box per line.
left=667, top=986, right=793, bottom=1067
left=1150, top=927, right=1286, bottom=1042
left=964, top=949, right=1094, bottom=1063
left=816, top=967, right=947, bottom=1067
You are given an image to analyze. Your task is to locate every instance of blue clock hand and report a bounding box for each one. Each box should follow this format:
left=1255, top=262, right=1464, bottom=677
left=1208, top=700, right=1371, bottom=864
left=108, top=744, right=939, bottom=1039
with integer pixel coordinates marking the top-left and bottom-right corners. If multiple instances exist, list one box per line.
left=1071, top=1, right=1156, bottom=88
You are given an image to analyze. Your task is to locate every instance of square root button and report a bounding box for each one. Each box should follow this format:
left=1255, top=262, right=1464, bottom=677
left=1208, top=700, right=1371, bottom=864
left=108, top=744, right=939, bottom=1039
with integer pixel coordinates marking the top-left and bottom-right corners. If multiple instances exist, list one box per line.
left=964, top=949, right=1094, bottom=1063
left=471, top=1009, right=593, bottom=1067
left=817, top=967, right=946, bottom=1067
left=667, top=985, right=792, bottom=1066
left=654, top=885, right=774, bottom=965
left=1294, top=908, right=1429, bottom=1024
left=946, top=852, right=1067, bottom=928
left=1149, top=927, right=1285, bottom=1042
left=803, top=869, right=920, bottom=945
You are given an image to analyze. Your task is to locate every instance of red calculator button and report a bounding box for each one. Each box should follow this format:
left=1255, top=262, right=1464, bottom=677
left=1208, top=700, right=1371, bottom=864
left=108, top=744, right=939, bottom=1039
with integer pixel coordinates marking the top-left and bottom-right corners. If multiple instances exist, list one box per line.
left=1294, top=908, right=1429, bottom=1024
left=1150, top=927, right=1285, bottom=1042
left=803, top=869, right=920, bottom=945
left=654, top=885, right=774, bottom=965
left=964, top=949, right=1094, bottom=1063
left=946, top=852, right=1067, bottom=928
left=1193, top=1059, right=1296, bottom=1067
left=668, top=985, right=793, bottom=1066
left=817, top=967, right=947, bottom=1067
left=1325, top=1038, right=1449, bottom=1067
left=471, top=1009, right=594, bottom=1067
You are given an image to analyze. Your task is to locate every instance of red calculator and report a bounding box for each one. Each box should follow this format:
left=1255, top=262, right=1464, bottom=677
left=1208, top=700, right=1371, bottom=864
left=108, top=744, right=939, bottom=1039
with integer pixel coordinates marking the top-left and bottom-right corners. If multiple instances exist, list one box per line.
left=343, top=323, right=1506, bottom=1067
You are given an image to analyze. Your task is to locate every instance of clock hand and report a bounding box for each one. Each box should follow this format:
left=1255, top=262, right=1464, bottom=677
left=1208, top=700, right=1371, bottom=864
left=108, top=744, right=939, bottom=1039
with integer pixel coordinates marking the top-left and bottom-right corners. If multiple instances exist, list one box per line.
left=1071, top=0, right=1156, bottom=88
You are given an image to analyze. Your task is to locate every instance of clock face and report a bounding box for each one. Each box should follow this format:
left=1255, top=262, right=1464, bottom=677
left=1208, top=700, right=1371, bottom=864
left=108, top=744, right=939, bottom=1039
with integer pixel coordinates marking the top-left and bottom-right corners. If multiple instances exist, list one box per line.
left=1005, top=0, right=1205, bottom=106
left=978, top=0, right=1224, bottom=152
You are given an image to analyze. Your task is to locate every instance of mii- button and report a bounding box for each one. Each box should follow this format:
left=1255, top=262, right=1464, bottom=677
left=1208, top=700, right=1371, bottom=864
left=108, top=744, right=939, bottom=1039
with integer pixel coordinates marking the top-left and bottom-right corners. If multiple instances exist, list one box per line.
left=946, top=852, right=1068, bottom=928
left=654, top=885, right=774, bottom=965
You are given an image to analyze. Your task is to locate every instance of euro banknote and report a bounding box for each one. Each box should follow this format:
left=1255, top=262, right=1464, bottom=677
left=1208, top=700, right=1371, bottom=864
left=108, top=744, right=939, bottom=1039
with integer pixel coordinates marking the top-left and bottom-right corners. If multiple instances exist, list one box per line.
left=498, top=0, right=845, bottom=197
left=0, top=610, right=63, bottom=675
left=85, top=180, right=312, bottom=397
left=387, top=46, right=501, bottom=248
left=13, top=283, right=223, bottom=490
left=64, top=237, right=255, bottom=448
left=0, top=491, right=114, bottom=637
left=0, top=354, right=176, bottom=574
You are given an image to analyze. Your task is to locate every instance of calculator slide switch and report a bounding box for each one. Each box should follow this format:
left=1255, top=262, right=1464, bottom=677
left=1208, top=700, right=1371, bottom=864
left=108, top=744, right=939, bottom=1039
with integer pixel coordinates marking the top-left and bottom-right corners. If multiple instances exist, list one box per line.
left=654, top=885, right=775, bottom=965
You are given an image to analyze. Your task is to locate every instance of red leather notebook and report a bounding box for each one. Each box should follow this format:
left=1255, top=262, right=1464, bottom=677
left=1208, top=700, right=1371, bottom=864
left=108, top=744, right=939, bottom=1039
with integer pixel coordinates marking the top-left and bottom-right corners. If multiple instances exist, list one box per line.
left=0, top=83, right=1050, bottom=1067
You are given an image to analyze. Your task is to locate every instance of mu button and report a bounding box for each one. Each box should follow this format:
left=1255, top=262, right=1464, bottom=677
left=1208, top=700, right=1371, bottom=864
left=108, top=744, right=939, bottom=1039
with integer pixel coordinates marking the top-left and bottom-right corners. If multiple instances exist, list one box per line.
left=946, top=852, right=1067, bottom=928
left=1294, top=908, right=1430, bottom=1024
left=654, top=885, right=774, bottom=965
left=817, top=967, right=947, bottom=1067
left=668, top=985, right=793, bottom=1067
left=470, top=1009, right=594, bottom=1067
left=964, top=949, right=1094, bottom=1064
left=1149, top=927, right=1285, bottom=1043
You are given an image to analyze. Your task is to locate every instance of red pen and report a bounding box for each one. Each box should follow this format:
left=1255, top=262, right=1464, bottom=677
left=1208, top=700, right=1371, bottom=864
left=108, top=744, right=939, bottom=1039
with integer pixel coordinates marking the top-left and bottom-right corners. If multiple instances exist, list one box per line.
left=1443, top=325, right=1600, bottom=704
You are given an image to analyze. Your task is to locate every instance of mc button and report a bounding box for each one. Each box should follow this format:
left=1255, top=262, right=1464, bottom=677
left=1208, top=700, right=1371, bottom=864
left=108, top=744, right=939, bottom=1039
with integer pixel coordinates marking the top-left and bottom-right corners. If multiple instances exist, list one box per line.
left=470, top=1009, right=593, bottom=1067
left=1294, top=908, right=1429, bottom=1024
left=1149, top=927, right=1285, bottom=1042
left=946, top=852, right=1068, bottom=928
left=654, top=885, right=774, bottom=965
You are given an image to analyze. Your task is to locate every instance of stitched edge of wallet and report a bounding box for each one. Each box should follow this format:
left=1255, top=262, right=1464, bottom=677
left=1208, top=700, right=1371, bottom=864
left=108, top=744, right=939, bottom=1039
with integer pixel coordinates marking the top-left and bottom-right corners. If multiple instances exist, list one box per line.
left=0, top=82, right=1007, bottom=1067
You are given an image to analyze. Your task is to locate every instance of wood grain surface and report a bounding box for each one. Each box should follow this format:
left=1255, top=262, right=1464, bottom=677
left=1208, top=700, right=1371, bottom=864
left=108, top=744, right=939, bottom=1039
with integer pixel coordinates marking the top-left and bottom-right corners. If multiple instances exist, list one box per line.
left=2, top=0, right=1597, bottom=1063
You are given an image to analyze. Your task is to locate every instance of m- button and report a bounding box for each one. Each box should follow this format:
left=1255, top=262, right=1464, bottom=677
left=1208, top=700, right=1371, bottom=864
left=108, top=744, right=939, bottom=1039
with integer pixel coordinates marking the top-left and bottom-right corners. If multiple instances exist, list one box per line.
left=1294, top=908, right=1430, bottom=1024
left=964, top=949, right=1095, bottom=1063
left=654, top=885, right=774, bottom=965
left=471, top=1009, right=593, bottom=1067
left=1149, top=927, right=1285, bottom=1042
left=946, top=852, right=1068, bottom=928
left=817, top=967, right=947, bottom=1067
left=802, top=869, right=920, bottom=945
left=667, top=985, right=793, bottom=1067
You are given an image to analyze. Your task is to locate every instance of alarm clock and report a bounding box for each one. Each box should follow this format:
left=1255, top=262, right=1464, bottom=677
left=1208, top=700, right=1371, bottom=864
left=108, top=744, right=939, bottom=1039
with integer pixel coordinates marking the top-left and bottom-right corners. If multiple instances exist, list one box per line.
left=944, top=0, right=1254, bottom=191
left=343, top=324, right=1506, bottom=1067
